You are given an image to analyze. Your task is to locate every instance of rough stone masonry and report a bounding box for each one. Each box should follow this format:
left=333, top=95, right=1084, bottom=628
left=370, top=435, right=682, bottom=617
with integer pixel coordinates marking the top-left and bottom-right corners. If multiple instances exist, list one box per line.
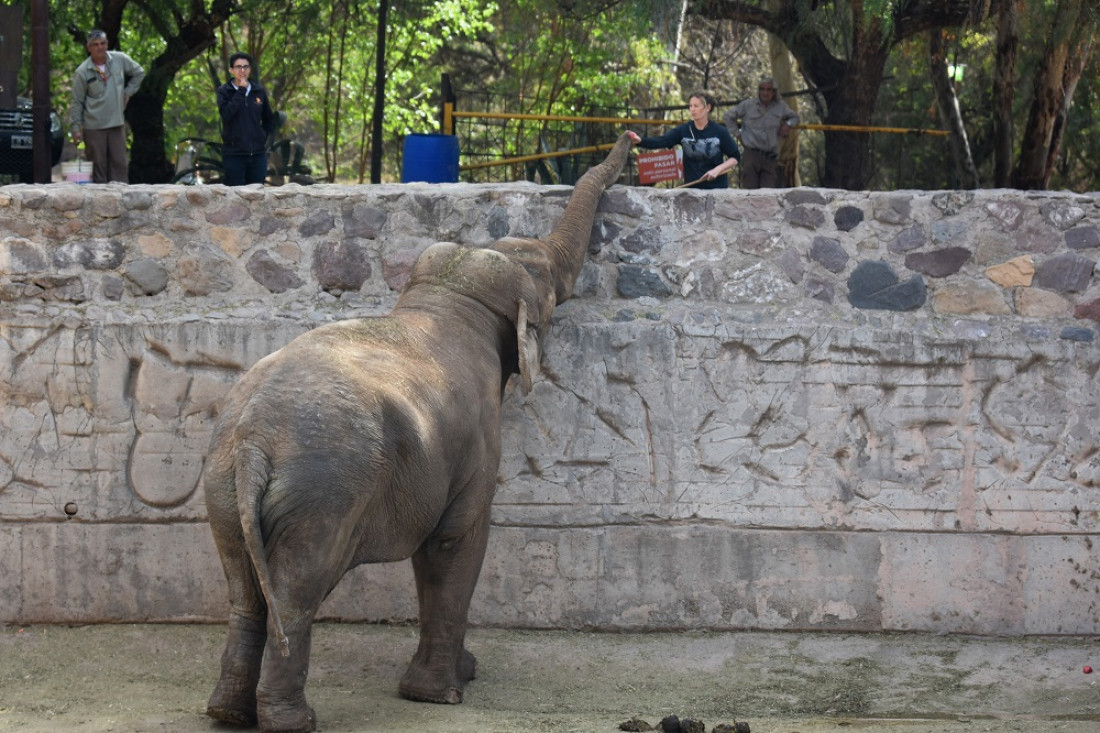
left=1, top=182, right=1098, bottom=635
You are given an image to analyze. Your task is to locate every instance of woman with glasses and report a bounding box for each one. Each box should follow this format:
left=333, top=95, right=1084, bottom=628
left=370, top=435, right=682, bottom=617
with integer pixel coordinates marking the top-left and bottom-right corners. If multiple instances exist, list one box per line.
left=217, top=53, right=276, bottom=186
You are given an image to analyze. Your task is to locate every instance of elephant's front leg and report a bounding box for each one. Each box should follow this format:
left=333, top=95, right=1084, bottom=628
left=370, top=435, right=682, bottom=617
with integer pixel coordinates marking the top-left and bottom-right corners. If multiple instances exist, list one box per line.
left=399, top=508, right=490, bottom=704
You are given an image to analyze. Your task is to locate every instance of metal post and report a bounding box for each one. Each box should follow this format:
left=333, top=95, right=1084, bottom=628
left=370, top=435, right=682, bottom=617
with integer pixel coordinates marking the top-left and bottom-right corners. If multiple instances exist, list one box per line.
left=440, top=74, right=455, bottom=135
left=30, top=0, right=50, bottom=183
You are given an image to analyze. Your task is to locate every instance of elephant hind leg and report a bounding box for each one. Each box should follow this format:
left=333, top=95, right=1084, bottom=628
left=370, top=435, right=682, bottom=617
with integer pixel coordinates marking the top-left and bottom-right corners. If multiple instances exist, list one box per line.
left=207, top=612, right=267, bottom=726
left=255, top=614, right=318, bottom=733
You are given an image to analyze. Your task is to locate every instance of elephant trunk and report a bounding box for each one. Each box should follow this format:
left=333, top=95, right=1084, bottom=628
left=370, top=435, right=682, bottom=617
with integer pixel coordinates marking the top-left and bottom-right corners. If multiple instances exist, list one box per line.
left=542, top=132, right=633, bottom=303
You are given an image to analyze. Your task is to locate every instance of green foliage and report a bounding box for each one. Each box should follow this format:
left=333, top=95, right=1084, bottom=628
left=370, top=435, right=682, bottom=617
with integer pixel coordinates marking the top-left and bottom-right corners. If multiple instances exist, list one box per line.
left=12, top=0, right=1100, bottom=189
left=151, top=0, right=496, bottom=181
left=871, top=37, right=959, bottom=189
left=443, top=0, right=678, bottom=181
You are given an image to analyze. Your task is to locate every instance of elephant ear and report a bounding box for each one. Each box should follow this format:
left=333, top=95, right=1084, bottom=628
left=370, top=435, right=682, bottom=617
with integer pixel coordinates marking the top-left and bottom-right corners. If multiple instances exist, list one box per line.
left=516, top=298, right=540, bottom=393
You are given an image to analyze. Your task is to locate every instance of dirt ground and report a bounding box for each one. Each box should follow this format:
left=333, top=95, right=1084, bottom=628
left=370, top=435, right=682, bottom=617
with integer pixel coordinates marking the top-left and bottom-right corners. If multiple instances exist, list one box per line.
left=1, top=623, right=1098, bottom=733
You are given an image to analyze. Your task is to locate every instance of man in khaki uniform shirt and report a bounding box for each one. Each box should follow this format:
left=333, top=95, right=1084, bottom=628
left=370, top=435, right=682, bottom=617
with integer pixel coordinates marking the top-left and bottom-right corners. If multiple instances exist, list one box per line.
left=723, top=77, right=800, bottom=189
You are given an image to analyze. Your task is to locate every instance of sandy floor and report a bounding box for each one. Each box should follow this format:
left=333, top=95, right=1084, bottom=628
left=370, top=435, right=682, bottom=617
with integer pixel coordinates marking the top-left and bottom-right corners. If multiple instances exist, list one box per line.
left=1, top=623, right=1098, bottom=732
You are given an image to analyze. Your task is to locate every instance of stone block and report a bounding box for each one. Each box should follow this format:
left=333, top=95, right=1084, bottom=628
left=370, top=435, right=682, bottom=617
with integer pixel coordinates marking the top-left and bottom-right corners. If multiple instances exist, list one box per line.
left=985, top=254, right=1034, bottom=287
left=1074, top=295, right=1100, bottom=321
left=472, top=526, right=884, bottom=631
left=932, top=281, right=1010, bottom=315
left=887, top=224, right=926, bottom=253
left=809, top=236, right=848, bottom=273
left=833, top=205, right=864, bottom=232
left=905, top=246, right=971, bottom=277
left=986, top=200, right=1024, bottom=230
left=1016, top=287, right=1071, bottom=318
left=1065, top=226, right=1100, bottom=250
left=1034, top=252, right=1095, bottom=293
left=847, top=260, right=927, bottom=310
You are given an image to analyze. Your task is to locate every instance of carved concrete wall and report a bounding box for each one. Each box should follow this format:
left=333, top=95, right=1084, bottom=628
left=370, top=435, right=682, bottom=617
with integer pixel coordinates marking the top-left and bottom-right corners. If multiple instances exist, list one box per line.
left=1, top=182, right=1098, bottom=634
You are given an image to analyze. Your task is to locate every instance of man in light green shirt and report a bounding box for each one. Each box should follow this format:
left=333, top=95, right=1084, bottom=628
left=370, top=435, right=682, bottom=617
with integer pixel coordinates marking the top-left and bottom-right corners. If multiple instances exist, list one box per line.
left=67, top=30, right=145, bottom=183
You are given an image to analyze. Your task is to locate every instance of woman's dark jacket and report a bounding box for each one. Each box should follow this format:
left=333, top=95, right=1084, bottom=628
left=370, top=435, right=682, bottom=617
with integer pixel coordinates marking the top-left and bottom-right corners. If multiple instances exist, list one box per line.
left=217, top=79, right=276, bottom=156
left=638, top=120, right=740, bottom=189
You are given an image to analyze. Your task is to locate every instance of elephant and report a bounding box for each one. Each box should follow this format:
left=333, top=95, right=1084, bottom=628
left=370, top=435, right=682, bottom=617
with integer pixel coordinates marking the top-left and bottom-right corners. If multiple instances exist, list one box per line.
left=202, top=132, right=634, bottom=733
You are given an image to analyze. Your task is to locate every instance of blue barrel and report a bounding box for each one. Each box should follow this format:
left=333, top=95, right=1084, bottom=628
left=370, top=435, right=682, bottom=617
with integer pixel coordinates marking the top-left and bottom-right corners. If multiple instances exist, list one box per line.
left=401, top=134, right=459, bottom=183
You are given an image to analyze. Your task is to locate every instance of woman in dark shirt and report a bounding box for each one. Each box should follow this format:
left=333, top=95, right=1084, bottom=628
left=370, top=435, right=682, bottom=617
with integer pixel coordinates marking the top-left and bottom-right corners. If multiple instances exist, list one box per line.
left=628, top=91, right=740, bottom=189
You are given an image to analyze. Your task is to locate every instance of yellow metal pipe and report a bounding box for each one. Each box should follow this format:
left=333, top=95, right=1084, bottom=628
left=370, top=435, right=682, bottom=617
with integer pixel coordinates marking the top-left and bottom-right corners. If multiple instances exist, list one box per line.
left=460, top=142, right=619, bottom=171
left=443, top=102, right=454, bottom=136
left=450, top=110, right=675, bottom=126
left=449, top=109, right=949, bottom=136
left=795, top=123, right=949, bottom=136
left=443, top=110, right=949, bottom=176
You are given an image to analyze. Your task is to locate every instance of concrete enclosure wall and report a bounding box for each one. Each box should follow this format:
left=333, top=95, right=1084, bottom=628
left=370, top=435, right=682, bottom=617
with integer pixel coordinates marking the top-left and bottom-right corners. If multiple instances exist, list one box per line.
left=1, top=181, right=1099, bottom=635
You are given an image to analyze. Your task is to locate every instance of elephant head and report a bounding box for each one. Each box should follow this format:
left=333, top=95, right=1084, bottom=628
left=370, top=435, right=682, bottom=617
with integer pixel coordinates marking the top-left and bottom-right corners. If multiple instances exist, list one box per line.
left=400, top=242, right=547, bottom=391
left=397, top=132, right=634, bottom=391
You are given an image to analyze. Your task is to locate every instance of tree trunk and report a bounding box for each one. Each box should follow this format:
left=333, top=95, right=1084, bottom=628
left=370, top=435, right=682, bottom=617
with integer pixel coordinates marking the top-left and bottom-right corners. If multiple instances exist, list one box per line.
left=818, top=33, right=887, bottom=190
left=370, top=0, right=388, bottom=184
left=767, top=0, right=800, bottom=187
left=1011, top=0, right=1085, bottom=189
left=991, top=0, right=1017, bottom=187
left=127, top=66, right=178, bottom=183
left=929, top=29, right=979, bottom=188
left=1045, top=31, right=1094, bottom=186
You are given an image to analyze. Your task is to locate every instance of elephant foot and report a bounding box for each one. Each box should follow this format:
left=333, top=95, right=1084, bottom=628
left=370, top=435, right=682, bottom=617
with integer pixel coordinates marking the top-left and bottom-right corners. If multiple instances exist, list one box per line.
left=207, top=702, right=257, bottom=727
left=256, top=697, right=316, bottom=733
left=207, top=680, right=258, bottom=726
left=398, top=647, right=477, bottom=704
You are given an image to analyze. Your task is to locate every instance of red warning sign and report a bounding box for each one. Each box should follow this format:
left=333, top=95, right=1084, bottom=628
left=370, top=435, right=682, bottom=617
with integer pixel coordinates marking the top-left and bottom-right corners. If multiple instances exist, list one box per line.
left=636, top=149, right=683, bottom=184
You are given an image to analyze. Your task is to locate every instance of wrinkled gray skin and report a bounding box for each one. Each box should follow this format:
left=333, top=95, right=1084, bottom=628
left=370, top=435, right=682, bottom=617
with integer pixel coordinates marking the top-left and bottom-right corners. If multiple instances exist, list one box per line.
left=203, top=134, right=633, bottom=733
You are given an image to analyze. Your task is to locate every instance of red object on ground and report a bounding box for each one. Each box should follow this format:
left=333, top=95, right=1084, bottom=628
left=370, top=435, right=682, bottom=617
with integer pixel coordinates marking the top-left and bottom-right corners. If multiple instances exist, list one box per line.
left=1084, top=665, right=1093, bottom=674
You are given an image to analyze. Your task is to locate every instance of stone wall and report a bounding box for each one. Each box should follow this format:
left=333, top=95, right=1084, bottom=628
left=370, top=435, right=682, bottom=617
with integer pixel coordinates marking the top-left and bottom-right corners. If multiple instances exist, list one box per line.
left=2, top=181, right=1098, bottom=635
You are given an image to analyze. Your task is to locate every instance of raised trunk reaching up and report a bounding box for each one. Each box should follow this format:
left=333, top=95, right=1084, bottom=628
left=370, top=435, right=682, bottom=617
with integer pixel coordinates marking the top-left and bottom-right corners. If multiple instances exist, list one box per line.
left=539, top=133, right=633, bottom=302
left=488, top=133, right=633, bottom=311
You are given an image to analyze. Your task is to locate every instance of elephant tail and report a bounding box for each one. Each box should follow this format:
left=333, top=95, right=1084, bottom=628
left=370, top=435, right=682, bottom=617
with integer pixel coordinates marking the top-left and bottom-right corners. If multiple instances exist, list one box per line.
left=543, top=132, right=633, bottom=302
left=234, top=443, right=292, bottom=658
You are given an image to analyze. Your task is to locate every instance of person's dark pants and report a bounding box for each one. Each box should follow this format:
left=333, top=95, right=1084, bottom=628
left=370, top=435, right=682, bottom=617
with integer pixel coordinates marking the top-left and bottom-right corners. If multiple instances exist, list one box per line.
left=741, top=147, right=780, bottom=189
left=84, top=126, right=129, bottom=183
left=223, top=152, right=268, bottom=186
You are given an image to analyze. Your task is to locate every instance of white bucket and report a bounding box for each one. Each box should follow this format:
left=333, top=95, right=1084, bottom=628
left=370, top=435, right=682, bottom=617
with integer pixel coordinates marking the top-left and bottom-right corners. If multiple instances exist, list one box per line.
left=61, top=160, right=92, bottom=184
